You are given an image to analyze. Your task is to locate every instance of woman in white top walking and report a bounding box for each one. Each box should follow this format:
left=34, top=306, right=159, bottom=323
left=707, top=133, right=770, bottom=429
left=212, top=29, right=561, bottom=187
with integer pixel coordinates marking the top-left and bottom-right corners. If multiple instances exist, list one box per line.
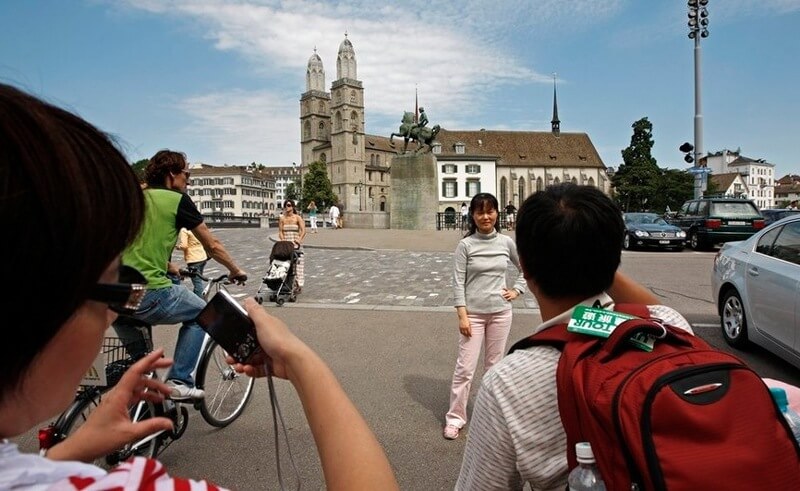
left=444, top=193, right=527, bottom=440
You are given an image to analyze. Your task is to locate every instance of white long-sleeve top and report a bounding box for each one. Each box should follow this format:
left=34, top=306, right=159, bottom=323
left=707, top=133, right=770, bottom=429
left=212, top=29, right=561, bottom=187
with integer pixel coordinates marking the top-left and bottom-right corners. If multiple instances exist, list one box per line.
left=452, top=230, right=526, bottom=314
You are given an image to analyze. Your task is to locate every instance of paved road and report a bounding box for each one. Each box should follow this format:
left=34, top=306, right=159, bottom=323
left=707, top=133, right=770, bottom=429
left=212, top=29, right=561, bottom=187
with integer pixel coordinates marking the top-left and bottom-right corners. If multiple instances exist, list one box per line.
left=11, top=227, right=799, bottom=490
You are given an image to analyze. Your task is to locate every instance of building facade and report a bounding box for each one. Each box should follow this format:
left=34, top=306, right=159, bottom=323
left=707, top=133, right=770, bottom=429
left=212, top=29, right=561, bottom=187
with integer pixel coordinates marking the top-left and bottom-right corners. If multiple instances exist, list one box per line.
left=186, top=164, right=275, bottom=217
left=702, top=149, right=775, bottom=209
left=300, top=36, right=609, bottom=218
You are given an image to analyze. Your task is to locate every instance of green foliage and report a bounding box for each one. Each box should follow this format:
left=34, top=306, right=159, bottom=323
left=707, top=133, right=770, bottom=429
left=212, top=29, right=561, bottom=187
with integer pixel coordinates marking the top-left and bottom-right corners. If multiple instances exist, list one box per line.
left=247, top=162, right=267, bottom=171
left=612, top=118, right=694, bottom=213
left=300, top=160, right=338, bottom=209
left=285, top=182, right=299, bottom=204
left=703, top=176, right=720, bottom=197
left=612, top=118, right=659, bottom=212
left=131, top=159, right=149, bottom=182
left=651, top=169, right=694, bottom=212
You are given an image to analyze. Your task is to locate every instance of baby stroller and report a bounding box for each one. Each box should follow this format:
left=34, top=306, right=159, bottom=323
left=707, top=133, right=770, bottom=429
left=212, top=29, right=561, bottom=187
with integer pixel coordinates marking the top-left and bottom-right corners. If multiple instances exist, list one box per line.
left=255, top=240, right=301, bottom=306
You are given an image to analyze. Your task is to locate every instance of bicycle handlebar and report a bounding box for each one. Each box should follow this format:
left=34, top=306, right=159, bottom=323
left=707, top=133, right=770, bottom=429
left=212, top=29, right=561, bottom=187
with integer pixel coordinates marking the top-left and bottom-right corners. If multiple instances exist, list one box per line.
left=179, top=269, right=247, bottom=285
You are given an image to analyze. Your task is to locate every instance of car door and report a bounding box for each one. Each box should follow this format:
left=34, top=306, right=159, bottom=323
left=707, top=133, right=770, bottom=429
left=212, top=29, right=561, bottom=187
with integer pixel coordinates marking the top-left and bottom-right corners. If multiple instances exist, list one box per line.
left=745, top=221, right=800, bottom=351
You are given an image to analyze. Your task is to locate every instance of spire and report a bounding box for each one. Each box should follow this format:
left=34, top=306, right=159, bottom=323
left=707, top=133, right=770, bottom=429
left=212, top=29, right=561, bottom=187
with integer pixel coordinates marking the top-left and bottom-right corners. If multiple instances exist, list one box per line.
left=336, top=32, right=357, bottom=80
left=414, top=86, right=419, bottom=123
left=551, top=73, right=560, bottom=136
left=306, top=47, right=325, bottom=92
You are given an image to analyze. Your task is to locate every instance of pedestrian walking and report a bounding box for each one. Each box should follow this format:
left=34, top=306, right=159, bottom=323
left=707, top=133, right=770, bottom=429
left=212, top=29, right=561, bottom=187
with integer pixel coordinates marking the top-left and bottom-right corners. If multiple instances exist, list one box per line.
left=460, top=202, right=468, bottom=231
left=329, top=203, right=341, bottom=230
left=279, top=199, right=306, bottom=293
left=307, top=200, right=319, bottom=233
left=177, top=227, right=208, bottom=298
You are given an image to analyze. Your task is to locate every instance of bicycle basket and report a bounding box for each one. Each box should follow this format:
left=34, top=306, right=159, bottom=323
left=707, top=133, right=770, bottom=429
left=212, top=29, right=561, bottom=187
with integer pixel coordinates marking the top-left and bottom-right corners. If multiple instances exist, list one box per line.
left=80, top=336, right=143, bottom=388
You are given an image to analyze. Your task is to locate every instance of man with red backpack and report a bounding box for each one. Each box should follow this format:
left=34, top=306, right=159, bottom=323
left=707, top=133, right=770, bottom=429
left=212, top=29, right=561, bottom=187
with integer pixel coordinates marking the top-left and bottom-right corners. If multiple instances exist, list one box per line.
left=456, top=183, right=800, bottom=490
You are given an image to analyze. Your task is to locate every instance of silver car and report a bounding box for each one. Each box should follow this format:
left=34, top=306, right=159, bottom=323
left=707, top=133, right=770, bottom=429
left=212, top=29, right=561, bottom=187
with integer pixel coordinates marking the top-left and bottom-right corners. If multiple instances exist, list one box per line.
left=712, top=214, right=800, bottom=368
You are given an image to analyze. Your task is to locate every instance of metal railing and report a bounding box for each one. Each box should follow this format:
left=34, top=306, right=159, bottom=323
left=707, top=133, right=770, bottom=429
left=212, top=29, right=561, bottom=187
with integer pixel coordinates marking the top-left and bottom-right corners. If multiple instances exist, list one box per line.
left=436, top=212, right=510, bottom=231
left=202, top=215, right=262, bottom=228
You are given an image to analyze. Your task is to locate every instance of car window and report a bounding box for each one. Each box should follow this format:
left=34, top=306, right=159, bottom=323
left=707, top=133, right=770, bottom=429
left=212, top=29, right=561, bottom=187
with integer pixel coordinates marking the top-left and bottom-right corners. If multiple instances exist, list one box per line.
left=680, top=202, right=690, bottom=215
left=653, top=217, right=668, bottom=225
left=771, top=222, right=800, bottom=265
left=709, top=201, right=760, bottom=217
left=755, top=227, right=782, bottom=255
left=687, top=201, right=698, bottom=215
left=697, top=201, right=709, bottom=216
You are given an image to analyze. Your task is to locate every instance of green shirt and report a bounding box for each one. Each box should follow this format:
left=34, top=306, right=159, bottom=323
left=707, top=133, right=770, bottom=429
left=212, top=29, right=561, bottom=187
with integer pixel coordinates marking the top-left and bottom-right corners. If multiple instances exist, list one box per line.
left=123, top=187, right=202, bottom=289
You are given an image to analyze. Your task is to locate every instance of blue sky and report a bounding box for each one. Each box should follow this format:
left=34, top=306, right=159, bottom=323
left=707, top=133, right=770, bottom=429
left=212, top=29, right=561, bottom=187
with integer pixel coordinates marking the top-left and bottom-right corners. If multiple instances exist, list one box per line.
left=2, top=0, right=798, bottom=177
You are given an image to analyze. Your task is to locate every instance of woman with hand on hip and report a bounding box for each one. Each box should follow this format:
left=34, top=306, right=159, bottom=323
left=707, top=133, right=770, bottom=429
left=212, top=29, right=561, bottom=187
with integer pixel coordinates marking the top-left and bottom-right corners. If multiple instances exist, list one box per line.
left=443, top=193, right=526, bottom=440
left=278, top=199, right=306, bottom=293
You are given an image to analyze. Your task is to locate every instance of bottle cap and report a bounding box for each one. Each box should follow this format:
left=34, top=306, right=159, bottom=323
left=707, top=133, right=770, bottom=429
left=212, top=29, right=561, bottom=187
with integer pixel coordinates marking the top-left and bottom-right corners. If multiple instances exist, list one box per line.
left=575, top=442, right=595, bottom=463
left=770, top=387, right=789, bottom=412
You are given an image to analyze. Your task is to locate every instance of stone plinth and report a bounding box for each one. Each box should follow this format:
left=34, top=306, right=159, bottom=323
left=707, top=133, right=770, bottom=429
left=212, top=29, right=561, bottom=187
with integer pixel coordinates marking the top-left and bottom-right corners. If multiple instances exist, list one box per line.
left=390, top=153, right=438, bottom=230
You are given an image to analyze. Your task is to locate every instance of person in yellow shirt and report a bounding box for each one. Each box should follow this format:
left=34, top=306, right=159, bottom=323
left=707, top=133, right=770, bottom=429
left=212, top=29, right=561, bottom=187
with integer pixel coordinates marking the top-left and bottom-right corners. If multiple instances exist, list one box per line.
left=178, top=227, right=208, bottom=297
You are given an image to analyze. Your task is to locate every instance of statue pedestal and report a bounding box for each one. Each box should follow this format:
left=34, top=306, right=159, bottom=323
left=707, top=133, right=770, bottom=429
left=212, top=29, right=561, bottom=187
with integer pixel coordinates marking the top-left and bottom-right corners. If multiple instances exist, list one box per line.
left=390, top=153, right=438, bottom=230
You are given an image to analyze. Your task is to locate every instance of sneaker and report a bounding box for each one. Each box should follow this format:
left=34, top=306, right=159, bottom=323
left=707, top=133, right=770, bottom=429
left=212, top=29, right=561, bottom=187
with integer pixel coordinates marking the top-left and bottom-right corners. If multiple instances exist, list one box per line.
left=166, top=380, right=204, bottom=400
left=443, top=424, right=460, bottom=440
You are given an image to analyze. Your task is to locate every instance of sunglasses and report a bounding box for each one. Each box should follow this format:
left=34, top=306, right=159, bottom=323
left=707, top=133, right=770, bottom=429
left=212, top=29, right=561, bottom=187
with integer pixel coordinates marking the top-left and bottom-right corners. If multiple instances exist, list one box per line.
left=88, top=265, right=147, bottom=315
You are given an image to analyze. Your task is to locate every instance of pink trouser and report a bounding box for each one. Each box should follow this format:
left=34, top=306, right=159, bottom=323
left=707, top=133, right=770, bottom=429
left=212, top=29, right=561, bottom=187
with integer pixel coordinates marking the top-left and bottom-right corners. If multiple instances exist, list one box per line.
left=445, top=309, right=513, bottom=428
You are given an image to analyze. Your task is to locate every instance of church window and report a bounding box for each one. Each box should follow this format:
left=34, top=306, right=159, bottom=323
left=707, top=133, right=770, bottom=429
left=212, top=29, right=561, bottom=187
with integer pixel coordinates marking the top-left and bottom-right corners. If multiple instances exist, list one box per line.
left=320, top=153, right=326, bottom=163
left=350, top=90, right=356, bottom=103
left=518, top=177, right=525, bottom=203
left=303, top=121, right=311, bottom=139
left=318, top=122, right=325, bottom=138
left=376, top=155, right=381, bottom=165
left=571, top=177, right=577, bottom=185
left=335, top=111, right=342, bottom=130
left=500, top=177, right=507, bottom=205
left=536, top=177, right=543, bottom=191
left=318, top=101, right=325, bottom=113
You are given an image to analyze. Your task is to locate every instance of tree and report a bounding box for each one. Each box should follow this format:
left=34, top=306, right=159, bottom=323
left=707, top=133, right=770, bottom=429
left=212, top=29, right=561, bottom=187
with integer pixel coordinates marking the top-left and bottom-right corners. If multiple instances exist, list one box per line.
left=131, top=159, right=149, bottom=182
left=285, top=182, right=299, bottom=203
left=247, top=162, right=267, bottom=171
left=612, top=117, right=661, bottom=212
left=300, top=160, right=338, bottom=210
left=651, top=168, right=694, bottom=212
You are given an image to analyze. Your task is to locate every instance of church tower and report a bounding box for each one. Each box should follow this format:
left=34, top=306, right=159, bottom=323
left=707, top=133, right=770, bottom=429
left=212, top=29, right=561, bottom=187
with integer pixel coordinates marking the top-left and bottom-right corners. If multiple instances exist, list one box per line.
left=300, top=48, right=331, bottom=168
left=328, top=33, right=365, bottom=212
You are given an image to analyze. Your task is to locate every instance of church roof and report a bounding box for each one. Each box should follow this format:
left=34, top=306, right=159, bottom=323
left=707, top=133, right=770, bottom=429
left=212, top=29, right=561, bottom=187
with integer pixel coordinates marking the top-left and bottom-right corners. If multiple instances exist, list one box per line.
left=307, top=52, right=323, bottom=69
left=365, top=134, right=396, bottom=152
left=433, top=129, right=605, bottom=168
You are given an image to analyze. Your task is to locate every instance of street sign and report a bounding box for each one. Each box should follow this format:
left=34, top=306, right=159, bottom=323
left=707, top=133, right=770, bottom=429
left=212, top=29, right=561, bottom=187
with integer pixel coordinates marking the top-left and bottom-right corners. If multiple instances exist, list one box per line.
left=686, top=166, right=712, bottom=175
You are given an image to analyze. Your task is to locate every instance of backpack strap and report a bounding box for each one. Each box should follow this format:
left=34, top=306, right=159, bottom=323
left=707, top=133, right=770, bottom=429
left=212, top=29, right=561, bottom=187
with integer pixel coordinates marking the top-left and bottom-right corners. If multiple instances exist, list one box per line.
left=507, top=303, right=657, bottom=469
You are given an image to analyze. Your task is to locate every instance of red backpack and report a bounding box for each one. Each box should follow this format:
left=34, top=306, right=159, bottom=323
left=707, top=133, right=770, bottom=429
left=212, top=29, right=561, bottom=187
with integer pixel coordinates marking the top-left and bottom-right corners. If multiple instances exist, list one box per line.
left=508, top=303, right=800, bottom=491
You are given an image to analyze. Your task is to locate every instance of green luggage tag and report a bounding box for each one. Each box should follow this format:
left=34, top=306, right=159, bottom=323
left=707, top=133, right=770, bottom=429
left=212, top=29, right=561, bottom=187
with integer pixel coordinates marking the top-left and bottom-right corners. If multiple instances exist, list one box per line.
left=568, top=306, right=655, bottom=352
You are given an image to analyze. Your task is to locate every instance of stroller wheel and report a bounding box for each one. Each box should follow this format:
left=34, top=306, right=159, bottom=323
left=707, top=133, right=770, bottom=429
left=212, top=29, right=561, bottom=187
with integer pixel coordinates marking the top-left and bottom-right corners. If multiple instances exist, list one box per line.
left=276, top=298, right=285, bottom=306
left=269, top=294, right=276, bottom=302
left=289, top=295, right=297, bottom=303
left=255, top=294, right=263, bottom=305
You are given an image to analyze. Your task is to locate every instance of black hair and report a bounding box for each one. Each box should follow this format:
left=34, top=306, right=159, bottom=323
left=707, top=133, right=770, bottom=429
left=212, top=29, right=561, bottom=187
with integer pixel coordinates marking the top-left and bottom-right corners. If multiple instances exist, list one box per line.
left=0, top=83, right=145, bottom=398
left=515, top=183, right=623, bottom=299
left=270, top=241, right=296, bottom=261
left=144, top=149, right=188, bottom=187
left=465, top=193, right=501, bottom=237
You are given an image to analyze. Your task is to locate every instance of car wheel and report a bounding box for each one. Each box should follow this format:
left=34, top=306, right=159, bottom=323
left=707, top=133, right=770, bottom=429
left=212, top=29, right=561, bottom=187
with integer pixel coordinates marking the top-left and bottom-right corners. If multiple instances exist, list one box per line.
left=721, top=289, right=749, bottom=348
left=689, top=231, right=705, bottom=251
left=623, top=234, right=632, bottom=250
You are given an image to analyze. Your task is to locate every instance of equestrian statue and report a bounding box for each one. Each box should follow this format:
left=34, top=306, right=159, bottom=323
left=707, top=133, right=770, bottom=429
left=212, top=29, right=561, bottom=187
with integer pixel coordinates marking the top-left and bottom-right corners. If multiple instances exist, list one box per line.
left=389, top=107, right=440, bottom=154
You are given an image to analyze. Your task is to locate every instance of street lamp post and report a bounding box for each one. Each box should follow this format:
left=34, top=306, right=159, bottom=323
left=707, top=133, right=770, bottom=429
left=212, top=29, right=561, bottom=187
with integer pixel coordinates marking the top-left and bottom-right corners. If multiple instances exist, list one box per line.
left=688, top=0, right=710, bottom=199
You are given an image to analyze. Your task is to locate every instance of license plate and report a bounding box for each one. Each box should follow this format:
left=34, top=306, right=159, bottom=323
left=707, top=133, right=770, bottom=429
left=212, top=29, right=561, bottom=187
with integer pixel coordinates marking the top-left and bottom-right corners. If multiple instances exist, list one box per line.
left=659, top=240, right=670, bottom=244
left=728, top=221, right=745, bottom=225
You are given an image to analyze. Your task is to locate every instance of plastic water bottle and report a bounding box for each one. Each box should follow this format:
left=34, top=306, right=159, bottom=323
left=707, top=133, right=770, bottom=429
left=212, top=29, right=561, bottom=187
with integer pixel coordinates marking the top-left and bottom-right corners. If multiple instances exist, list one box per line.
left=568, top=442, right=606, bottom=491
left=770, top=387, right=800, bottom=444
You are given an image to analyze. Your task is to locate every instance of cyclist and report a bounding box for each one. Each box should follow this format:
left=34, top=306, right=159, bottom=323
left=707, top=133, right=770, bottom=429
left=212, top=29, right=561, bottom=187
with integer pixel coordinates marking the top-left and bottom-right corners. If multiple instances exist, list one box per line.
left=119, top=150, right=247, bottom=400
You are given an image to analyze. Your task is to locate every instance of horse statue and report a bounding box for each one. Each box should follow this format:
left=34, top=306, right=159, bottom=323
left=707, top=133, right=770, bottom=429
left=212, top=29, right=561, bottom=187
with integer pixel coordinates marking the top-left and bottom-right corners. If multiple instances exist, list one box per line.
left=389, top=111, right=440, bottom=154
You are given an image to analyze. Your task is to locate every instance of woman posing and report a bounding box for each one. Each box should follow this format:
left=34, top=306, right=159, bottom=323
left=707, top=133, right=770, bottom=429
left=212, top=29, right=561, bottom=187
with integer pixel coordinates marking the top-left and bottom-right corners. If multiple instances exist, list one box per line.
left=444, top=193, right=526, bottom=440
left=307, top=200, right=319, bottom=233
left=278, top=199, right=306, bottom=293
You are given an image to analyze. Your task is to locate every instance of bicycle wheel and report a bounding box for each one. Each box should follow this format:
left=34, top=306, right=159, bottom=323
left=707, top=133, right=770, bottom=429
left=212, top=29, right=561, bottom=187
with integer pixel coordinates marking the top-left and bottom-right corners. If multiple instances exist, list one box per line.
left=196, top=339, right=255, bottom=427
left=54, top=389, right=162, bottom=468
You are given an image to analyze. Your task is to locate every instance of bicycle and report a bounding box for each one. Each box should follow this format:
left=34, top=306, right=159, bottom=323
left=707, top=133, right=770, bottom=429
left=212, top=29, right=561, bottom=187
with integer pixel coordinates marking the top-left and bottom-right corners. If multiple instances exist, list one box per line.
left=38, top=271, right=255, bottom=467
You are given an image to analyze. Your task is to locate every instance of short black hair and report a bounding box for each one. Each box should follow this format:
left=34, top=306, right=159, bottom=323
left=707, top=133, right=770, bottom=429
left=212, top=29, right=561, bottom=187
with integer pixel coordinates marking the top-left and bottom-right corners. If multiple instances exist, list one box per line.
left=465, top=193, right=500, bottom=237
left=515, top=184, right=623, bottom=299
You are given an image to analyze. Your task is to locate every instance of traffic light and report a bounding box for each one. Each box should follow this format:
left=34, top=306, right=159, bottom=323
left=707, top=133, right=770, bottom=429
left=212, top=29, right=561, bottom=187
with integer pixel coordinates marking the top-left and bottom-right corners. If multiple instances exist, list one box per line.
left=680, top=142, right=695, bottom=164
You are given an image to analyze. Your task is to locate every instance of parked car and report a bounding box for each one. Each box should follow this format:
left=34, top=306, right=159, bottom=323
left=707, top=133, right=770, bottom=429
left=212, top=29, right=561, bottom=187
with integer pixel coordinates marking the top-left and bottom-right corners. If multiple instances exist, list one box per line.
left=711, top=214, right=800, bottom=369
left=668, top=196, right=765, bottom=250
left=761, top=208, right=800, bottom=226
left=622, top=212, right=685, bottom=251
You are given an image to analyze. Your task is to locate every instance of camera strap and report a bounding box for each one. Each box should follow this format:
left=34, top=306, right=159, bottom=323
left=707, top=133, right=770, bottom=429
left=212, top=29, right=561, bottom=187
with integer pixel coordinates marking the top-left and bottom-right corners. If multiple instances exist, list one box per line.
left=265, top=362, right=301, bottom=491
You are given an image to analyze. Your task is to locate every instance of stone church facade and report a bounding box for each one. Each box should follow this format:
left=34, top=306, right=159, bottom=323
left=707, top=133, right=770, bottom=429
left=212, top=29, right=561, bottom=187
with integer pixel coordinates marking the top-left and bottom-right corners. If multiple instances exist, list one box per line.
left=299, top=35, right=610, bottom=217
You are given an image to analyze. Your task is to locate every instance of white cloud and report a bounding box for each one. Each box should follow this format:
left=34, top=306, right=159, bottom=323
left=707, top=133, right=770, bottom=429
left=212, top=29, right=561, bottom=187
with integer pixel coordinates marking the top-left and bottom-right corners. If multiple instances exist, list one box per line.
left=114, top=0, right=623, bottom=164
left=177, top=89, right=298, bottom=165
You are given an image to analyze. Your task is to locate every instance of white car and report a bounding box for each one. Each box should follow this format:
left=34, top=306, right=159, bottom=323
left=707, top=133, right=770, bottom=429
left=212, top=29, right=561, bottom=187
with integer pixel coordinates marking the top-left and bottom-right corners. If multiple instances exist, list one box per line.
left=711, top=214, right=800, bottom=368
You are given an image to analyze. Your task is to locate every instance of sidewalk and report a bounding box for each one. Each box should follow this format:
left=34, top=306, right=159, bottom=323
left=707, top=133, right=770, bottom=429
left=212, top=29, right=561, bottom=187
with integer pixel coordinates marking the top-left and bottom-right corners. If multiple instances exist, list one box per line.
left=266, top=225, right=516, bottom=252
